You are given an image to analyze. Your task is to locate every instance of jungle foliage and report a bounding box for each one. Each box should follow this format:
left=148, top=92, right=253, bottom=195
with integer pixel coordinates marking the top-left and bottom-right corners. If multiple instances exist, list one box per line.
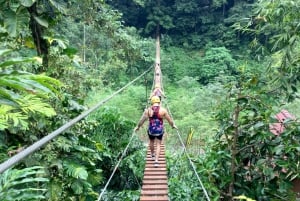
left=0, top=0, right=300, bottom=200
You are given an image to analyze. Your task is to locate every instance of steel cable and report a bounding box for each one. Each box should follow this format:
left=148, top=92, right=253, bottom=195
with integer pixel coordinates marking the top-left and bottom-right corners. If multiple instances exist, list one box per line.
left=96, top=131, right=136, bottom=201
left=0, top=66, right=153, bottom=174
left=164, top=100, right=211, bottom=201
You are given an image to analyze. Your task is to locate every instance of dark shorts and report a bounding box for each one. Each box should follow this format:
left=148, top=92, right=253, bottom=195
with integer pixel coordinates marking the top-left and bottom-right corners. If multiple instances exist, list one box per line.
left=148, top=131, right=164, bottom=140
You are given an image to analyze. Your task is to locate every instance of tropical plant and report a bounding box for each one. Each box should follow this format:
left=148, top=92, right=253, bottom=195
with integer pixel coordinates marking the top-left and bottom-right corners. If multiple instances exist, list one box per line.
left=0, top=0, right=68, bottom=68
left=233, top=0, right=300, bottom=101
left=0, top=50, right=60, bottom=132
left=0, top=166, right=48, bottom=201
left=88, top=107, right=144, bottom=194
left=209, top=68, right=299, bottom=200
left=168, top=154, right=208, bottom=200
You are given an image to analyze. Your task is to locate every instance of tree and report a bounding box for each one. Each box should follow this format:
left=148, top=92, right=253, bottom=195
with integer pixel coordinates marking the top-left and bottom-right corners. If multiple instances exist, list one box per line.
left=210, top=70, right=299, bottom=200
left=1, top=0, right=67, bottom=70
left=234, top=0, right=300, bottom=101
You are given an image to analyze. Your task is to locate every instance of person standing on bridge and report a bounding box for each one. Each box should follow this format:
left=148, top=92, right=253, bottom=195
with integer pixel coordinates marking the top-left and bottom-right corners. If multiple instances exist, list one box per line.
left=150, top=84, right=166, bottom=101
left=135, top=96, right=177, bottom=167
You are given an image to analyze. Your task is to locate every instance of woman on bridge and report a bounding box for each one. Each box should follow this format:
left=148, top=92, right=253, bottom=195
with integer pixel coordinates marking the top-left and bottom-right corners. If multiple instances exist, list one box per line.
left=135, top=96, right=177, bottom=167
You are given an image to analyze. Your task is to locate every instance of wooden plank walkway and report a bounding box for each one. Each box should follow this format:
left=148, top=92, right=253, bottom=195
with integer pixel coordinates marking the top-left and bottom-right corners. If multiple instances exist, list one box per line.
left=140, top=144, right=169, bottom=201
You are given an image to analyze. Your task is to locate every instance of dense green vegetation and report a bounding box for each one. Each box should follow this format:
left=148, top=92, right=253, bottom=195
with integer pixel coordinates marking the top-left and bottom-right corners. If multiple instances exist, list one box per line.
left=1, top=0, right=300, bottom=200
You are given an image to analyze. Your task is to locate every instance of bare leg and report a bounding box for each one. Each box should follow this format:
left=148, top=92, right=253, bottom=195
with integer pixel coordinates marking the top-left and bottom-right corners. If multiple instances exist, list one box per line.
left=155, top=139, right=162, bottom=162
left=149, top=138, right=155, bottom=156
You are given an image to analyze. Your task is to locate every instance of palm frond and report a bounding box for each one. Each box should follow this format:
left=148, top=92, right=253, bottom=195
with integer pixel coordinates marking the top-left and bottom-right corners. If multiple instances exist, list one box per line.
left=0, top=88, right=19, bottom=107
left=0, top=57, right=36, bottom=68
left=28, top=74, right=62, bottom=94
left=1, top=70, right=62, bottom=96
left=0, top=49, right=12, bottom=57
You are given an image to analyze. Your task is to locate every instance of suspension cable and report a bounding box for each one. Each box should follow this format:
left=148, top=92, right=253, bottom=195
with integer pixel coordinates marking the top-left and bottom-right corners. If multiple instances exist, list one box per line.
left=0, top=66, right=153, bottom=174
left=164, top=100, right=211, bottom=201
left=96, top=131, right=136, bottom=201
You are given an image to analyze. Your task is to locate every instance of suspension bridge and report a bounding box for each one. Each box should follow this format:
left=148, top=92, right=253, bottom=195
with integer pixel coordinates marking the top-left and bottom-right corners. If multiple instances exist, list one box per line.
left=0, top=35, right=210, bottom=201
left=1, top=35, right=300, bottom=200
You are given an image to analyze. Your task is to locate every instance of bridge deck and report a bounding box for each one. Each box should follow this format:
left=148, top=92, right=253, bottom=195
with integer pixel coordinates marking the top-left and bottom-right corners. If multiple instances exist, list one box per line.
left=140, top=144, right=169, bottom=201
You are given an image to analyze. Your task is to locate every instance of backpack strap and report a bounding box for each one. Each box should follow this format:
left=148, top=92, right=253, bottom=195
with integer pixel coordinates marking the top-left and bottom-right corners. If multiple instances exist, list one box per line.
left=151, top=106, right=161, bottom=118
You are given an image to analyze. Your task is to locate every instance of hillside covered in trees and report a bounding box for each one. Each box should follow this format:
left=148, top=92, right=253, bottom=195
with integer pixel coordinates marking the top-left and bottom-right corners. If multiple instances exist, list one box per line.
left=0, top=0, right=300, bottom=200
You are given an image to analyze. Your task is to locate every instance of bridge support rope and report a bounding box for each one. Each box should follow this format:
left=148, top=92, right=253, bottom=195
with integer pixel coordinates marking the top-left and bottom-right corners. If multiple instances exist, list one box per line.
left=0, top=66, right=152, bottom=174
left=164, top=101, right=211, bottom=201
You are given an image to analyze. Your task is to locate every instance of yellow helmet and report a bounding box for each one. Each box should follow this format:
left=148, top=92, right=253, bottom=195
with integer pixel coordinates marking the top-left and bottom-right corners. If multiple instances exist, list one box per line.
left=151, top=96, right=160, bottom=104
left=155, top=84, right=160, bottom=88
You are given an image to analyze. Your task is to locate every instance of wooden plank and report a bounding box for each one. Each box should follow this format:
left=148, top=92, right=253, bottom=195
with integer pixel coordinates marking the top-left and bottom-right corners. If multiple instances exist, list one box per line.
left=141, top=190, right=168, bottom=195
left=145, top=167, right=166, bottom=171
left=145, top=161, right=166, bottom=165
left=140, top=142, right=169, bottom=201
left=140, top=195, right=169, bottom=201
left=142, top=184, right=168, bottom=190
left=144, top=172, right=167, bottom=176
left=142, top=179, right=167, bottom=185
left=143, top=175, right=167, bottom=180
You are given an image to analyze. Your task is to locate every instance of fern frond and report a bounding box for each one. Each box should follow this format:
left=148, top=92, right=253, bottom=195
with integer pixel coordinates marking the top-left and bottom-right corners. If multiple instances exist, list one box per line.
left=17, top=95, right=56, bottom=117
left=0, top=166, right=48, bottom=201
left=0, top=105, right=28, bottom=130
left=64, top=161, right=88, bottom=180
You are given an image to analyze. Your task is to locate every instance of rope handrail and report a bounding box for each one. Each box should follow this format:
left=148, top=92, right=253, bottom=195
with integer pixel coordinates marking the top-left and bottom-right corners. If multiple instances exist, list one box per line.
left=96, top=131, right=136, bottom=201
left=164, top=100, right=211, bottom=201
left=0, top=66, right=153, bottom=174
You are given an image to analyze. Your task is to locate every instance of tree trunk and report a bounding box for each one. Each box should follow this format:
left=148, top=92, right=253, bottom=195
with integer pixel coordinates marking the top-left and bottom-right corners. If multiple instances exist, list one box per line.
left=27, top=2, right=49, bottom=71
left=229, top=94, right=241, bottom=198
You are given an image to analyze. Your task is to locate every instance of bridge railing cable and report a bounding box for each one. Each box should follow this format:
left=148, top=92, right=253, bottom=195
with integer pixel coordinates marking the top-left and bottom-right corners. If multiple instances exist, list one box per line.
left=0, top=66, right=153, bottom=174
left=96, top=131, right=136, bottom=201
left=164, top=100, right=211, bottom=201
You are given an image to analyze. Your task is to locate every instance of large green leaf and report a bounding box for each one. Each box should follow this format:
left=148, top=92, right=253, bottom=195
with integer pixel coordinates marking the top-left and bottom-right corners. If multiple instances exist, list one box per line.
left=3, top=8, right=29, bottom=37
left=0, top=166, right=48, bottom=201
left=0, top=77, right=37, bottom=93
left=0, top=57, right=36, bottom=68
left=0, top=49, right=12, bottom=56
left=0, top=68, right=60, bottom=131
left=49, top=0, right=67, bottom=14
left=7, top=0, right=20, bottom=12
left=33, top=15, right=48, bottom=28
left=64, top=161, right=88, bottom=180
left=0, top=88, right=16, bottom=105
left=0, top=70, right=62, bottom=95
left=3, top=9, right=18, bottom=37
left=19, top=0, right=36, bottom=7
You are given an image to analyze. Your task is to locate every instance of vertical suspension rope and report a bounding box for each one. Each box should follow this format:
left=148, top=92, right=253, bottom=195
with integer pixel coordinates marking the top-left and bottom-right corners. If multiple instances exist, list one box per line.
left=164, top=101, right=211, bottom=201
